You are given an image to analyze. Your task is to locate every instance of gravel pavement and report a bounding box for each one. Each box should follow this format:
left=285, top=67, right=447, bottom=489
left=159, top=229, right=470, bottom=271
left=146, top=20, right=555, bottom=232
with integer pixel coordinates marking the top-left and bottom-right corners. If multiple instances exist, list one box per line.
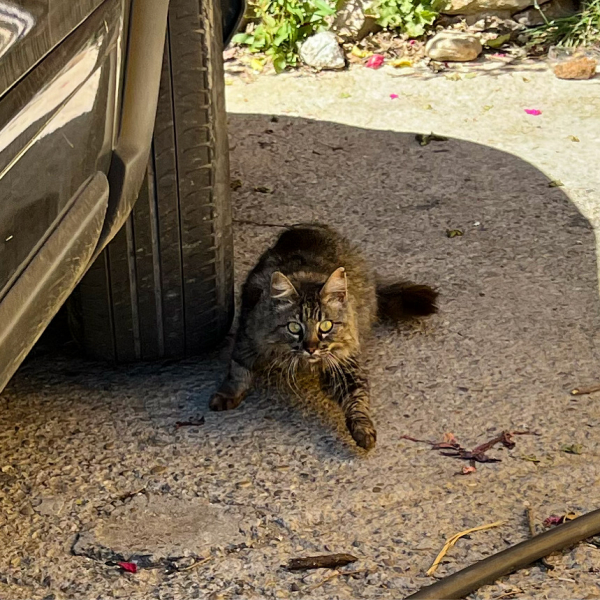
left=1, top=62, right=600, bottom=599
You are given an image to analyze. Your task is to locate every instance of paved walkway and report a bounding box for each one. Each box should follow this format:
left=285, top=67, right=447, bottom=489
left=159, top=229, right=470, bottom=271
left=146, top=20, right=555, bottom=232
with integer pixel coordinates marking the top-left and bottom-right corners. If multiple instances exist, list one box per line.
left=1, top=64, right=599, bottom=599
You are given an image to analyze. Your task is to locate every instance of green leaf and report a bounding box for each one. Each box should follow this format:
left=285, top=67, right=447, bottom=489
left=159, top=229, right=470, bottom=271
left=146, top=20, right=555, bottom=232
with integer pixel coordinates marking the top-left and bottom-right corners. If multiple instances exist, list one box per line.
left=486, top=33, right=511, bottom=48
left=232, top=32, right=251, bottom=44
left=313, top=0, right=336, bottom=15
left=273, top=23, right=289, bottom=45
left=273, top=55, right=288, bottom=73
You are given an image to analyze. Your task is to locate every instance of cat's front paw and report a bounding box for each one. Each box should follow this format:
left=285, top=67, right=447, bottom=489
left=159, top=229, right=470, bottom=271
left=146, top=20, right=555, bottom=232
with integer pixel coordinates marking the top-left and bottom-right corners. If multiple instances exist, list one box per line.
left=209, top=391, right=244, bottom=411
left=347, top=417, right=377, bottom=450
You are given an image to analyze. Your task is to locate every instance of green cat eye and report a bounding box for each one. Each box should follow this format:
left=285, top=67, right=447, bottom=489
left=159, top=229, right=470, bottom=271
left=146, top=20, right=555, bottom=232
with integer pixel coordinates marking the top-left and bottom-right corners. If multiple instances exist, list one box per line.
left=287, top=322, right=302, bottom=334
left=319, top=320, right=333, bottom=333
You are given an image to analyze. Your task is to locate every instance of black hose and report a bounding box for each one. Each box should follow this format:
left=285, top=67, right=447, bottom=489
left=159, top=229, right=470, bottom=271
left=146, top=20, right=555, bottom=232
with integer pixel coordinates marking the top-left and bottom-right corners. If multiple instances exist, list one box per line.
left=405, top=508, right=600, bottom=599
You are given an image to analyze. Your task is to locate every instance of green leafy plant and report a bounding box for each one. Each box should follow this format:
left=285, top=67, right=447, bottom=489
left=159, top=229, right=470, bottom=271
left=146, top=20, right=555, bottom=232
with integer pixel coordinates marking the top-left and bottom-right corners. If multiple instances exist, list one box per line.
left=527, top=0, right=600, bottom=48
left=366, top=0, right=446, bottom=37
left=233, top=0, right=336, bottom=72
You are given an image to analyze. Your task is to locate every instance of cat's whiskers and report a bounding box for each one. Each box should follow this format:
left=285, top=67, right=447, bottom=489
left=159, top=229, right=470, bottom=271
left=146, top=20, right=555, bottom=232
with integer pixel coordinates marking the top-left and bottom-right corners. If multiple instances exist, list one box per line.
left=284, top=354, right=302, bottom=398
left=324, top=353, right=349, bottom=399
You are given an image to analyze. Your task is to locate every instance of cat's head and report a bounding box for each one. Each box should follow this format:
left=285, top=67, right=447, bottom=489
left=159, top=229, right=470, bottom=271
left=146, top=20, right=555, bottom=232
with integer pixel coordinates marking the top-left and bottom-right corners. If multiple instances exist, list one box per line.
left=268, top=267, right=354, bottom=364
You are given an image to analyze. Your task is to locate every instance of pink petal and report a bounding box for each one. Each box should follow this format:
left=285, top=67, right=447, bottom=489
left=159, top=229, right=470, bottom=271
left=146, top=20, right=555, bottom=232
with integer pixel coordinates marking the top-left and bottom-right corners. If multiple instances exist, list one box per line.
left=390, top=93, right=399, bottom=99
left=491, top=53, right=507, bottom=58
left=543, top=515, right=564, bottom=527
left=118, top=561, right=138, bottom=573
left=525, top=109, right=542, bottom=116
left=366, top=54, right=384, bottom=69
left=409, top=40, right=416, bottom=45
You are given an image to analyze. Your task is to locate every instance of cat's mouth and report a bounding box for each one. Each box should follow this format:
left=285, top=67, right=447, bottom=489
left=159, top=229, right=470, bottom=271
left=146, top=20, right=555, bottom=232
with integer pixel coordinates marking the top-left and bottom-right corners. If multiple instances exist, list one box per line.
left=298, top=350, right=322, bottom=363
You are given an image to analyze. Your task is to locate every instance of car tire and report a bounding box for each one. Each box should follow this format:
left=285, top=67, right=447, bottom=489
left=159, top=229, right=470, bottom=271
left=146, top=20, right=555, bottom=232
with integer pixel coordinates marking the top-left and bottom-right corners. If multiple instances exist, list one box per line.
left=70, top=0, right=234, bottom=362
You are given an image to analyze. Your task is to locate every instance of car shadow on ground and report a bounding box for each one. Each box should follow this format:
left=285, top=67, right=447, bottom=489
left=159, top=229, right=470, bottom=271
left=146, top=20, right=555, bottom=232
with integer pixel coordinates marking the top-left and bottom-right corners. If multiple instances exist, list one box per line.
left=8, top=114, right=600, bottom=461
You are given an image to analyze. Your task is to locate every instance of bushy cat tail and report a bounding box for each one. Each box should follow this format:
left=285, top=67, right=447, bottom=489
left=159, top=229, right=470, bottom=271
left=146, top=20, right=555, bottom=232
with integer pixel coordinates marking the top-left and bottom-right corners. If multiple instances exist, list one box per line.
left=376, top=281, right=438, bottom=322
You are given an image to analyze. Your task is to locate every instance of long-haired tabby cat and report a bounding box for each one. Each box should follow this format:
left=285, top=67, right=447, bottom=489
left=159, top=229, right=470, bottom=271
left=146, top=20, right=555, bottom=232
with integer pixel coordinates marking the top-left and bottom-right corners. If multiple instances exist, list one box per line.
left=210, top=224, right=437, bottom=450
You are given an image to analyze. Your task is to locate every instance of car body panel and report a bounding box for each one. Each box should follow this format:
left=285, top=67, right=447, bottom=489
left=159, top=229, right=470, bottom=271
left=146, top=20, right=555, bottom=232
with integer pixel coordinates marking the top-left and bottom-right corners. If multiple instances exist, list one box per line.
left=0, top=0, right=123, bottom=297
left=0, top=171, right=109, bottom=392
left=94, top=0, right=169, bottom=256
left=0, top=0, right=107, bottom=97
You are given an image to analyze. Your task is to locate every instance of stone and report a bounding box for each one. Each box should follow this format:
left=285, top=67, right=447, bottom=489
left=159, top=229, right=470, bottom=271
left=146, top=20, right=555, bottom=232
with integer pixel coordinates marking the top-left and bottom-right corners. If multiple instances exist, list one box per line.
left=425, top=32, right=483, bottom=62
left=333, top=0, right=381, bottom=41
left=441, top=0, right=536, bottom=15
left=299, top=32, right=345, bottom=70
left=553, top=56, right=598, bottom=80
left=513, top=0, right=577, bottom=26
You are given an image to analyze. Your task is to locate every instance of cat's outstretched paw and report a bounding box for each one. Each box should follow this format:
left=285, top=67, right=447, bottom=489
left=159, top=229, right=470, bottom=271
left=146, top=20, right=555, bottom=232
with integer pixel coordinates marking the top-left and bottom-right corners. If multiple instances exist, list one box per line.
left=209, top=391, right=244, bottom=411
left=347, top=418, right=377, bottom=450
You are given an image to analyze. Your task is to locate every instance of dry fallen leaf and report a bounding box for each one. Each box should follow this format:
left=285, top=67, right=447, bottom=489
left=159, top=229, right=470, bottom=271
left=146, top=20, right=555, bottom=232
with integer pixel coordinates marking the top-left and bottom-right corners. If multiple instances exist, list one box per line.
left=445, top=72, right=462, bottom=81
left=351, top=46, right=370, bottom=59
left=250, top=57, right=265, bottom=72
left=390, top=58, right=413, bottom=68
left=560, top=443, right=583, bottom=455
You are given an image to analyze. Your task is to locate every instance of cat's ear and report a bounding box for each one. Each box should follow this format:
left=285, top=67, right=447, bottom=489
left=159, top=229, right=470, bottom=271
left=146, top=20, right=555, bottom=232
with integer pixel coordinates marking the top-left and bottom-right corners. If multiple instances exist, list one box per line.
left=270, top=272, right=298, bottom=301
left=321, top=267, right=347, bottom=303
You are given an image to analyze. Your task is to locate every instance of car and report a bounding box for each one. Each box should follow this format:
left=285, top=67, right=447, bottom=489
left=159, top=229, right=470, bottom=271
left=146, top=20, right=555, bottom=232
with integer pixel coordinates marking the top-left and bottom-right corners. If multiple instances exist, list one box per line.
left=0, top=0, right=245, bottom=393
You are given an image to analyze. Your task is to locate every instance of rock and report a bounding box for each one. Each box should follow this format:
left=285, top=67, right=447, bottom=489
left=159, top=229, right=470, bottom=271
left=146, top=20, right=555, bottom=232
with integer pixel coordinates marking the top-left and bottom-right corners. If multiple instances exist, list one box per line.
left=553, top=56, right=598, bottom=80
left=513, top=0, right=577, bottom=26
left=333, top=0, right=381, bottom=41
left=441, top=0, right=536, bottom=15
left=425, top=32, right=482, bottom=62
left=300, top=32, right=345, bottom=70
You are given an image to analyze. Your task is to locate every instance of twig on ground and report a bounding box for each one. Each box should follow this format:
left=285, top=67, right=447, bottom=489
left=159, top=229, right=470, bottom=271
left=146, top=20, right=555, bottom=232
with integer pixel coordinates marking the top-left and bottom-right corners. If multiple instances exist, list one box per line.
left=571, top=384, right=600, bottom=396
left=427, top=521, right=505, bottom=576
left=401, top=430, right=539, bottom=464
left=286, top=554, right=358, bottom=571
left=176, top=557, right=212, bottom=572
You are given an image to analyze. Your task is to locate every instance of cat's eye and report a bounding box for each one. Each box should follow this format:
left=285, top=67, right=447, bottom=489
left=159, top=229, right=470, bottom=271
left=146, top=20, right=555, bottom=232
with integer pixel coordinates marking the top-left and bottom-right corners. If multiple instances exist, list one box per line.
left=319, top=320, right=333, bottom=333
left=287, top=322, right=302, bottom=334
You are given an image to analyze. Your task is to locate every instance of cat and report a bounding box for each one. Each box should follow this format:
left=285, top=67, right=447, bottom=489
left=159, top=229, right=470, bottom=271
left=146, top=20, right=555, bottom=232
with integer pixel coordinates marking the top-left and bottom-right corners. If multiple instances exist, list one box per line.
left=210, top=224, right=438, bottom=450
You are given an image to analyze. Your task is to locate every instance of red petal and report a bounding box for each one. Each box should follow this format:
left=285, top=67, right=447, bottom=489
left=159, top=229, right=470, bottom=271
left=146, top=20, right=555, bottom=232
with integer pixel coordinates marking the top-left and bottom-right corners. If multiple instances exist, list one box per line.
left=543, top=515, right=564, bottom=527
left=118, top=561, right=138, bottom=573
left=366, top=55, right=384, bottom=69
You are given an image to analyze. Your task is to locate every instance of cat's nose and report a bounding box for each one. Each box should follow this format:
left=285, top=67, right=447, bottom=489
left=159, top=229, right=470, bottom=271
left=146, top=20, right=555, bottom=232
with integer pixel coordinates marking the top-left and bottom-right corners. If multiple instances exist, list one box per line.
left=304, top=345, right=317, bottom=355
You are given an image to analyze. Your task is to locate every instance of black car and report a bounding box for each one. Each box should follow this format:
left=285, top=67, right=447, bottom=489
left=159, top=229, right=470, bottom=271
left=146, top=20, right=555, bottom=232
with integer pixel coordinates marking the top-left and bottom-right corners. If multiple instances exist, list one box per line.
left=0, top=0, right=244, bottom=392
